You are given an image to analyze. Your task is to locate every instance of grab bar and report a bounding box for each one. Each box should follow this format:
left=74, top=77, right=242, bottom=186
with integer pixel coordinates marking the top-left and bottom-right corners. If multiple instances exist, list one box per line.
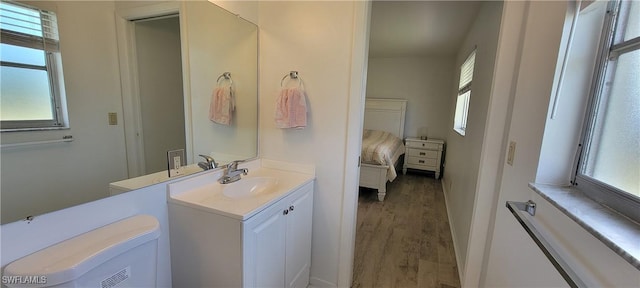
left=506, top=200, right=587, bottom=288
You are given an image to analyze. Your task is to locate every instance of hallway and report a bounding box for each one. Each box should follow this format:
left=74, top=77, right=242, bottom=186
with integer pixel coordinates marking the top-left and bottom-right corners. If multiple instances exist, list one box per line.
left=353, top=173, right=460, bottom=288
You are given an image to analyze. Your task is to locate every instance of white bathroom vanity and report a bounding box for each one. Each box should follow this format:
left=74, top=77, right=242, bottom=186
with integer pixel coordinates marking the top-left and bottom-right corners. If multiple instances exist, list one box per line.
left=167, top=159, right=315, bottom=288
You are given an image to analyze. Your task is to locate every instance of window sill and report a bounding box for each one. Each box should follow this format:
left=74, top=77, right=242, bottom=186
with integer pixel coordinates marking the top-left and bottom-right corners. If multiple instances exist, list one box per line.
left=529, top=183, right=640, bottom=270
left=453, top=127, right=465, bottom=136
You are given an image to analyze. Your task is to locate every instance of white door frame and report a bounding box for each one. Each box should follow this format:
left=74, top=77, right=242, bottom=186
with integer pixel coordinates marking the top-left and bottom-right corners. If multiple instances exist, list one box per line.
left=115, top=2, right=193, bottom=177
left=336, top=1, right=372, bottom=287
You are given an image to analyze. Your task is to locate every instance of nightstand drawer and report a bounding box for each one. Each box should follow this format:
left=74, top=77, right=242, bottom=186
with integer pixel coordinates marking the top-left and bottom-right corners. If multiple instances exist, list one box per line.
left=405, top=141, right=441, bottom=150
left=407, top=149, right=438, bottom=159
left=406, top=156, right=437, bottom=167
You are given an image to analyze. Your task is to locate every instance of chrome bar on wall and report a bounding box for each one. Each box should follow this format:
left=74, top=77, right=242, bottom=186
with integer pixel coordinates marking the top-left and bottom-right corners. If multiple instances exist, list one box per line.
left=1, top=135, right=73, bottom=149
left=506, top=200, right=587, bottom=288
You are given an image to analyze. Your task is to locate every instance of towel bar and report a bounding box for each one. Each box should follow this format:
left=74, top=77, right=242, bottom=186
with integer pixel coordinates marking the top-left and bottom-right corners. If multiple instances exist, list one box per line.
left=506, top=200, right=587, bottom=288
left=1, top=135, right=74, bottom=149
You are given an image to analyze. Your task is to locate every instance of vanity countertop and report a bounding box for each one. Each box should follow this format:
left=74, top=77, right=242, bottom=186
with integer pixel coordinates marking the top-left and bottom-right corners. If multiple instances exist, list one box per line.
left=167, top=159, right=315, bottom=221
left=109, top=164, right=203, bottom=195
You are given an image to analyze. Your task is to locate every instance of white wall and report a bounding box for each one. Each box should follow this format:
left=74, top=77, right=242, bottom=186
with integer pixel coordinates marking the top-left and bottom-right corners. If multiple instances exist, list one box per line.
left=1, top=1, right=128, bottom=224
left=210, top=0, right=258, bottom=25
left=482, top=1, right=639, bottom=286
left=257, top=1, right=361, bottom=286
left=366, top=57, right=454, bottom=139
left=440, top=1, right=503, bottom=279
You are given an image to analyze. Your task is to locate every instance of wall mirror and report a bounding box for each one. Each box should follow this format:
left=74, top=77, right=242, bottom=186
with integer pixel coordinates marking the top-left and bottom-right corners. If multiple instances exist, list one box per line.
left=0, top=0, right=258, bottom=224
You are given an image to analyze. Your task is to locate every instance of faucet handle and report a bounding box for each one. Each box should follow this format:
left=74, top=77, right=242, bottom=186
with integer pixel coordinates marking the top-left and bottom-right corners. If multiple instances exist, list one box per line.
left=198, top=154, right=217, bottom=168
left=228, top=160, right=246, bottom=170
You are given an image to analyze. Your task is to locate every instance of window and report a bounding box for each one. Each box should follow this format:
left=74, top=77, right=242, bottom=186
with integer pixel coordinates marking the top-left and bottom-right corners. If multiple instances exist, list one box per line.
left=576, top=0, right=639, bottom=221
left=453, top=49, right=476, bottom=136
left=0, top=1, right=67, bottom=130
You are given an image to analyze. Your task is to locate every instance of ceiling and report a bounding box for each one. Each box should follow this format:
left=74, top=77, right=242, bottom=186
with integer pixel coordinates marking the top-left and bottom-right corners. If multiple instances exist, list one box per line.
left=369, top=1, right=482, bottom=58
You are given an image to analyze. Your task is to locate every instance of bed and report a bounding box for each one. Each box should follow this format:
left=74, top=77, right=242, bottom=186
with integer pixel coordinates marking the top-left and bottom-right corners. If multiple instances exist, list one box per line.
left=359, top=98, right=407, bottom=201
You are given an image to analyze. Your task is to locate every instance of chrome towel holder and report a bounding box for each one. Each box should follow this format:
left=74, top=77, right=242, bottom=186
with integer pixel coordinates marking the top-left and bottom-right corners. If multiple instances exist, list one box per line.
left=280, top=71, right=304, bottom=88
left=217, top=72, right=233, bottom=86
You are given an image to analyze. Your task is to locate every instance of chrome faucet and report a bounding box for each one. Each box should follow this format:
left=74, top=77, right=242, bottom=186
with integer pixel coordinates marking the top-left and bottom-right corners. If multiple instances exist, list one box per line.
left=198, top=154, right=218, bottom=170
left=219, top=160, right=249, bottom=184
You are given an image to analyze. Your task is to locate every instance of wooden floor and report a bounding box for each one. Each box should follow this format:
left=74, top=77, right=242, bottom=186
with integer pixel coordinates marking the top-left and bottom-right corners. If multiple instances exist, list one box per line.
left=352, top=173, right=460, bottom=288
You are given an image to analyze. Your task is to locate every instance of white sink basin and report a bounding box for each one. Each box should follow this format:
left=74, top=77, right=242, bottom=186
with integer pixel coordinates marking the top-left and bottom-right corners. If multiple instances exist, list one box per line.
left=222, top=177, right=278, bottom=199
left=168, top=162, right=315, bottom=220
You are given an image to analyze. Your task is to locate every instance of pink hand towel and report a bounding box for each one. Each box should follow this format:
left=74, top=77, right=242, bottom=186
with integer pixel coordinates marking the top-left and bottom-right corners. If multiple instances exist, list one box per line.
left=275, top=87, right=307, bottom=129
left=209, top=86, right=234, bottom=125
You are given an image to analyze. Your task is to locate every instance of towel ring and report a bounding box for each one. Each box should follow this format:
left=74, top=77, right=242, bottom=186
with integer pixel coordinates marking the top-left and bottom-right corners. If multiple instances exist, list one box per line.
left=280, top=71, right=303, bottom=88
left=217, top=72, right=233, bottom=86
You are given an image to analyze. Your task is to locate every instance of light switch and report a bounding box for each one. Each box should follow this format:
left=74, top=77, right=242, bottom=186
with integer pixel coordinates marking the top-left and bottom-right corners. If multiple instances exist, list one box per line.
left=507, top=141, right=516, bottom=166
left=108, top=112, right=117, bottom=125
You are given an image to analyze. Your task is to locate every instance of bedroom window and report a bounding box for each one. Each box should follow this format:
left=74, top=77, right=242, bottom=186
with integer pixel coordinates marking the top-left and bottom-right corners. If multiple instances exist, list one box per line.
left=453, top=49, right=476, bottom=136
left=0, top=1, right=67, bottom=131
left=575, top=0, right=639, bottom=222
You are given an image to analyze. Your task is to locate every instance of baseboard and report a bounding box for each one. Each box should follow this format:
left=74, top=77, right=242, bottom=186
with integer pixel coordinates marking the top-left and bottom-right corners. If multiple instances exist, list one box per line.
left=440, top=177, right=464, bottom=285
left=309, top=276, right=337, bottom=288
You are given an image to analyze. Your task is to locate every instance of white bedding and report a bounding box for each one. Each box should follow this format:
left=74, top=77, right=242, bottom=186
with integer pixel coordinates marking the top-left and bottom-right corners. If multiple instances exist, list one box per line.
left=361, top=129, right=405, bottom=181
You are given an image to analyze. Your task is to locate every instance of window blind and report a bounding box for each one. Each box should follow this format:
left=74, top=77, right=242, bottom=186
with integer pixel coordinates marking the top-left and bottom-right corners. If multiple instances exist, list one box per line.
left=459, top=50, right=476, bottom=92
left=0, top=2, right=59, bottom=52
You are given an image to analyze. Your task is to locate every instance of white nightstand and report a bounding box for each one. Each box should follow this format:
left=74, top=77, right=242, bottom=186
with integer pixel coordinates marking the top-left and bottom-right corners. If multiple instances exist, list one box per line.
left=403, top=138, right=445, bottom=179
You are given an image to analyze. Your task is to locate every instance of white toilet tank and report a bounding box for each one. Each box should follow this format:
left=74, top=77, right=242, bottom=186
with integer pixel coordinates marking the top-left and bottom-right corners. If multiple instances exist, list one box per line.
left=3, top=215, right=160, bottom=288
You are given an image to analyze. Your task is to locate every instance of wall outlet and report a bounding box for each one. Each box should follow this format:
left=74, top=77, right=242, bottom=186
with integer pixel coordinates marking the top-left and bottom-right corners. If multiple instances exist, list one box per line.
left=173, top=156, right=182, bottom=170
left=167, top=149, right=186, bottom=177
left=507, top=141, right=516, bottom=166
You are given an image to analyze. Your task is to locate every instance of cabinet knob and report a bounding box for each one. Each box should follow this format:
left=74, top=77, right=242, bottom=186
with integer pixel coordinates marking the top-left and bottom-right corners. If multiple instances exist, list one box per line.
left=289, top=205, right=295, bottom=212
left=283, top=210, right=289, bottom=215
left=422, top=143, right=425, bottom=146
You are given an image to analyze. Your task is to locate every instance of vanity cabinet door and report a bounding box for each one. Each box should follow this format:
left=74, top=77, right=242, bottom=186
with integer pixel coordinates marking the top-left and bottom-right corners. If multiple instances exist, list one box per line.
left=243, top=200, right=287, bottom=288
left=242, top=181, right=314, bottom=288
left=285, top=184, right=313, bottom=288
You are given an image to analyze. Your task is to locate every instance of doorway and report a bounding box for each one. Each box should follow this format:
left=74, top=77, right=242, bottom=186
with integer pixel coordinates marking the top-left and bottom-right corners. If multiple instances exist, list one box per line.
left=350, top=1, right=489, bottom=287
left=132, top=16, right=185, bottom=174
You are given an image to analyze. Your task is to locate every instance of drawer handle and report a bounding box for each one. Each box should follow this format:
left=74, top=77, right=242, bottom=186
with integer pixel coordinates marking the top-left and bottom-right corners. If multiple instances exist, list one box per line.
left=419, top=160, right=425, bottom=163
left=419, top=152, right=426, bottom=156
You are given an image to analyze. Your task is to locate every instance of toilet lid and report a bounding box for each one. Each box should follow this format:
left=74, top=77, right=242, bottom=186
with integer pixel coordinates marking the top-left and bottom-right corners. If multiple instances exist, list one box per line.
left=3, top=215, right=160, bottom=287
